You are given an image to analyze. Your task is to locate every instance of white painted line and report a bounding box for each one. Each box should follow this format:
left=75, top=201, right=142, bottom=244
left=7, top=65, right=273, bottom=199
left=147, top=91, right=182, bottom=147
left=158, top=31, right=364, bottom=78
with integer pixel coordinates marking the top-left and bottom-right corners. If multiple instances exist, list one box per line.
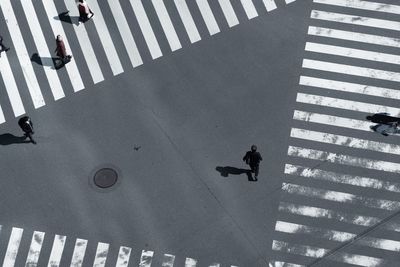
left=162, top=254, right=175, bottom=267
left=308, top=26, right=400, bottom=48
left=64, top=0, right=104, bottom=84
left=305, top=42, right=400, bottom=65
left=0, top=0, right=45, bottom=109
left=262, top=0, right=277, bottom=11
left=93, top=242, right=109, bottom=267
left=296, top=92, right=400, bottom=116
left=285, top=164, right=400, bottom=193
left=276, top=221, right=400, bottom=252
left=0, top=54, right=25, bottom=117
left=285, top=0, right=296, bottom=3
left=218, top=0, right=239, bottom=27
left=106, top=0, right=142, bottom=68
left=290, top=128, right=400, bottom=155
left=47, top=235, right=66, bottom=267
left=139, top=250, right=154, bottom=267
left=185, top=258, right=197, bottom=267
left=299, top=76, right=400, bottom=100
left=240, top=0, right=258, bottom=19
left=209, top=264, right=220, bottom=267
left=151, top=0, right=182, bottom=51
left=278, top=202, right=400, bottom=230
left=272, top=240, right=384, bottom=266
left=288, top=146, right=400, bottom=174
left=293, top=110, right=374, bottom=132
left=303, top=58, right=400, bottom=82
left=314, top=0, right=400, bottom=14
left=196, top=0, right=220, bottom=35
left=3, top=227, right=23, bottom=267
left=115, top=246, right=131, bottom=267
left=25, top=231, right=45, bottom=267
left=173, top=0, right=201, bottom=43
left=87, top=0, right=124, bottom=76
left=269, top=262, right=304, bottom=267
left=70, top=238, right=87, bottom=267
left=21, top=0, right=65, bottom=101
left=311, top=10, right=400, bottom=31
left=42, top=0, right=85, bottom=92
left=129, top=0, right=163, bottom=59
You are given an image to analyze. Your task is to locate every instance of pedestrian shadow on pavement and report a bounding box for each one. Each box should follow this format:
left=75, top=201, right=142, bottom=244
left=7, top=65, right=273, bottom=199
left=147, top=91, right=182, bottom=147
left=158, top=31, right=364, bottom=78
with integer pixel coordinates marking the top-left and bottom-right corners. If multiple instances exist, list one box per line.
left=215, top=166, right=254, bottom=181
left=31, top=53, right=60, bottom=70
left=0, top=133, right=30, bottom=145
left=55, top=11, right=80, bottom=26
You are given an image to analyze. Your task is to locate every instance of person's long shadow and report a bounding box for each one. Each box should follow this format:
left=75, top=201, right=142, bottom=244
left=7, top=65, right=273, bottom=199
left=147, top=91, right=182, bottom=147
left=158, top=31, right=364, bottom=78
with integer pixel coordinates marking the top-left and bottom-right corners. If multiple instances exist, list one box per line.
left=0, top=133, right=30, bottom=145
left=54, top=11, right=80, bottom=26
left=31, top=53, right=61, bottom=69
left=216, top=166, right=255, bottom=181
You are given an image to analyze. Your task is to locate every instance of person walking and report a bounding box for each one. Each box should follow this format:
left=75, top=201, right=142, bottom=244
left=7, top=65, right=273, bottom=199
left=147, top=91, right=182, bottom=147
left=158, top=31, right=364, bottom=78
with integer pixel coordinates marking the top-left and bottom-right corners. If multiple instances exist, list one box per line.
left=18, top=116, right=36, bottom=144
left=54, top=35, right=72, bottom=67
left=243, top=145, right=262, bottom=181
left=78, top=0, right=94, bottom=23
left=0, top=35, right=10, bottom=57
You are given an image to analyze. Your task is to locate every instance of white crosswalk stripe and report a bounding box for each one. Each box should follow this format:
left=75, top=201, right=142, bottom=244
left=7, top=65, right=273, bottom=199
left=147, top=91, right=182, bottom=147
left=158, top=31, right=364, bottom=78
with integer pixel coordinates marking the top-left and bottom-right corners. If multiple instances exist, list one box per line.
left=3, top=227, right=23, bottom=267
left=196, top=0, right=220, bottom=36
left=25, top=231, right=45, bottom=267
left=173, top=0, right=201, bottom=43
left=262, top=0, right=277, bottom=12
left=218, top=0, right=240, bottom=27
left=47, top=235, right=66, bottom=267
left=240, top=0, right=258, bottom=20
left=314, top=0, right=400, bottom=14
left=70, top=238, right=88, bottom=267
left=93, top=242, right=109, bottom=267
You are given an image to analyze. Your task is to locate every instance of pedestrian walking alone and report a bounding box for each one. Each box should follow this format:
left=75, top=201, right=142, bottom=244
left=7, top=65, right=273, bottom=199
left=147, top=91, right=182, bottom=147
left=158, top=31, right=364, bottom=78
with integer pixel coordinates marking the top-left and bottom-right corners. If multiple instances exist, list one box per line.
left=54, top=35, right=72, bottom=68
left=0, top=35, right=10, bottom=57
left=18, top=116, right=36, bottom=144
left=78, top=0, right=94, bottom=23
left=243, top=145, right=262, bottom=181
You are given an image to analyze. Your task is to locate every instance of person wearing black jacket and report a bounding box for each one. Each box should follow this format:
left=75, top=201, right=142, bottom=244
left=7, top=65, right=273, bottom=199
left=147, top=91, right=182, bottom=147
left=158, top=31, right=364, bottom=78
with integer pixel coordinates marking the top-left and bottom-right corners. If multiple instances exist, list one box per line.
left=243, top=145, right=262, bottom=180
left=18, top=116, right=36, bottom=144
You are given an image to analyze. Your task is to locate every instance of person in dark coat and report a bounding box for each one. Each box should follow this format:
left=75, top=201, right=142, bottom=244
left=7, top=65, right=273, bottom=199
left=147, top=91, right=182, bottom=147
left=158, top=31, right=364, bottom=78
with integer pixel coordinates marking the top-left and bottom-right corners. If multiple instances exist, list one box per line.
left=78, top=0, right=94, bottom=23
left=55, top=35, right=71, bottom=66
left=243, top=145, right=262, bottom=180
left=366, top=113, right=400, bottom=124
left=18, top=116, right=36, bottom=144
left=0, top=35, right=10, bottom=57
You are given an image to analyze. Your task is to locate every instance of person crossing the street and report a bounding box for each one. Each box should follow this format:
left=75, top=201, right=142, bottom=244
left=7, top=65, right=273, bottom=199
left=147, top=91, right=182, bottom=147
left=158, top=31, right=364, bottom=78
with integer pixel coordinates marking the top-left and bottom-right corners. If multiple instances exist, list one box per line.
left=78, top=0, right=94, bottom=23
left=243, top=145, right=263, bottom=181
left=55, top=35, right=72, bottom=68
left=18, top=116, right=36, bottom=144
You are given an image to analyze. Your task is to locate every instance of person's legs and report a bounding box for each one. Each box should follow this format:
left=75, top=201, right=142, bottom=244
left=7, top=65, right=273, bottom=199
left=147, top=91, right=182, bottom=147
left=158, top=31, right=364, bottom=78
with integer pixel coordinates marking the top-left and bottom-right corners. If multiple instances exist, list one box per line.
left=25, top=132, right=36, bottom=144
left=254, top=165, right=259, bottom=178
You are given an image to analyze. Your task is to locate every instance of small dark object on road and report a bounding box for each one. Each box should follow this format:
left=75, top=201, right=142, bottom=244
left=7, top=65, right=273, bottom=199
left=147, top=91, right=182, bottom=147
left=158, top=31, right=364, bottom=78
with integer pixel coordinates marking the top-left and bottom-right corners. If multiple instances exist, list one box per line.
left=243, top=145, right=262, bottom=181
left=78, top=0, right=94, bottom=23
left=55, top=35, right=72, bottom=68
left=0, top=35, right=10, bottom=57
left=18, top=116, right=36, bottom=144
left=366, top=113, right=400, bottom=125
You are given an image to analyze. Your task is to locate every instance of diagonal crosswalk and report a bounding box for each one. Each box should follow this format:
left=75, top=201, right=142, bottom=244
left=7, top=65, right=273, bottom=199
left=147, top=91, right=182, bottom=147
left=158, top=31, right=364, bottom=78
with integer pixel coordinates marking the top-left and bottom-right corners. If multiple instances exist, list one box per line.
left=0, top=0, right=297, bottom=126
left=270, top=0, right=400, bottom=266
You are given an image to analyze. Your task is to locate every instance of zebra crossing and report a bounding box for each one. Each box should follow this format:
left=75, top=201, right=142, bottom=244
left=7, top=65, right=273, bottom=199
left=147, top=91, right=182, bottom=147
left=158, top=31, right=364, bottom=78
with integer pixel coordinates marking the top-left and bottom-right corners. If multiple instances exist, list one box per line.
left=0, top=0, right=296, bottom=126
left=270, top=0, right=400, bottom=266
left=0, top=225, right=238, bottom=267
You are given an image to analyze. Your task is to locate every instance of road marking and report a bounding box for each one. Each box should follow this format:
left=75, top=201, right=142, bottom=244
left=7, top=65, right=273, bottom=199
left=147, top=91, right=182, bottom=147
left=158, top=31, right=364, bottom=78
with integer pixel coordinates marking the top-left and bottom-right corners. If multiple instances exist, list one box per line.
left=162, top=254, right=175, bottom=267
left=185, top=258, right=197, bottom=266
left=296, top=93, right=400, bottom=116
left=311, top=10, right=400, bottom=31
left=129, top=0, right=163, bottom=59
left=276, top=221, right=400, bottom=251
left=173, top=0, right=201, bottom=43
left=47, top=235, right=66, bottom=267
left=299, top=76, right=400, bottom=100
left=151, top=0, right=182, bottom=52
left=87, top=0, right=124, bottom=76
left=285, top=0, right=297, bottom=3
left=0, top=54, right=25, bottom=117
left=308, top=26, right=400, bottom=48
left=42, top=0, right=85, bottom=92
left=139, top=250, right=154, bottom=267
left=302, top=59, right=400, bottom=83
left=93, top=242, right=109, bottom=267
left=269, top=262, right=304, bottom=267
left=20, top=0, right=65, bottom=101
left=272, top=240, right=383, bottom=266
left=115, top=246, right=131, bottom=267
left=3, top=227, right=23, bottom=267
left=314, top=0, right=400, bottom=14
left=25, top=231, right=45, bottom=267
left=0, top=0, right=45, bottom=109
left=106, top=0, right=142, bottom=68
left=239, top=0, right=258, bottom=19
left=262, top=0, right=277, bottom=11
left=279, top=202, right=400, bottom=230
left=288, top=146, right=400, bottom=174
left=305, top=42, right=400, bottom=65
left=70, top=238, right=87, bottom=267
left=196, top=0, right=220, bottom=36
left=291, top=128, right=400, bottom=155
left=209, top=264, right=221, bottom=267
left=218, top=0, right=239, bottom=27
left=285, top=163, right=400, bottom=193
left=64, top=0, right=104, bottom=84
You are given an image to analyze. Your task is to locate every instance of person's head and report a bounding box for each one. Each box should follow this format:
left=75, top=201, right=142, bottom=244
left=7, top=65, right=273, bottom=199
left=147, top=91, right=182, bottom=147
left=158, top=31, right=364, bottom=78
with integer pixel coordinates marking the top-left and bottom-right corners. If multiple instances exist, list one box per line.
left=251, top=145, right=257, bottom=152
left=56, top=35, right=62, bottom=41
left=79, top=0, right=84, bottom=2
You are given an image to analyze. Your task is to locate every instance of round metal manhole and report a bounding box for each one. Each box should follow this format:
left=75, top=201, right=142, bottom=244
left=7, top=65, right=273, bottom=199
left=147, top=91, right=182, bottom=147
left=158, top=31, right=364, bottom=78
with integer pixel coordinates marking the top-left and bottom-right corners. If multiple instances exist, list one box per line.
left=93, top=168, right=118, bottom=188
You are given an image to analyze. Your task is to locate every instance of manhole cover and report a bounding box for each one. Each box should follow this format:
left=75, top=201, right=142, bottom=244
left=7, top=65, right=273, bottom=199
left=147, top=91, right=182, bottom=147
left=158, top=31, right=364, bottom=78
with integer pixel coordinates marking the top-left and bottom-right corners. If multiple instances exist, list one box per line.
left=94, top=168, right=118, bottom=188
